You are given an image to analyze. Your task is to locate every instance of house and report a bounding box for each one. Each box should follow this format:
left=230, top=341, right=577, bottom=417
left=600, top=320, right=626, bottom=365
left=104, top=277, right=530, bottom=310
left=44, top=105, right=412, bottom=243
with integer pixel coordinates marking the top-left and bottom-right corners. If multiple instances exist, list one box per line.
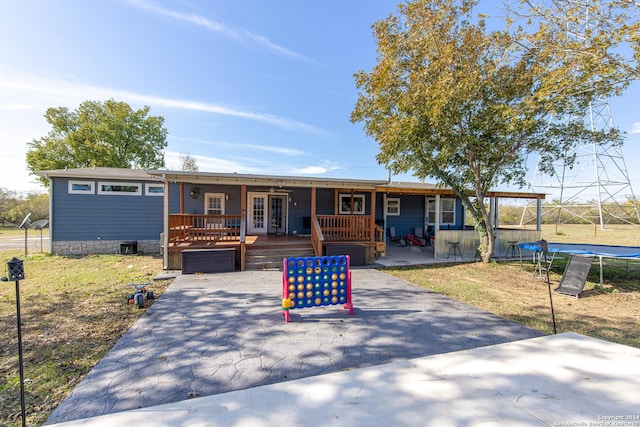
left=36, top=167, right=545, bottom=270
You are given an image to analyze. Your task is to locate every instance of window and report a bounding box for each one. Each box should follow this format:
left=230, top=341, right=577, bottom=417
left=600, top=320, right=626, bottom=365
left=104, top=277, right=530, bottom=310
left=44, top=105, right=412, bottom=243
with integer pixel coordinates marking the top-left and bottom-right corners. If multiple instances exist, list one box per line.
left=426, top=198, right=456, bottom=225
left=145, top=183, right=164, bottom=196
left=339, top=194, right=365, bottom=215
left=98, top=182, right=142, bottom=195
left=385, top=198, right=400, bottom=216
left=68, top=180, right=94, bottom=194
left=205, top=193, right=225, bottom=215
left=441, top=198, right=455, bottom=224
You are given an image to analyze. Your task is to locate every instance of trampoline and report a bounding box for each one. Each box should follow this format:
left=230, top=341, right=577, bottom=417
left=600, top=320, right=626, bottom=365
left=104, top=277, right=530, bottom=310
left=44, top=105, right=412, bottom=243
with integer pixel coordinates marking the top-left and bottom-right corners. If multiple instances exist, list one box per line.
left=519, top=242, right=640, bottom=286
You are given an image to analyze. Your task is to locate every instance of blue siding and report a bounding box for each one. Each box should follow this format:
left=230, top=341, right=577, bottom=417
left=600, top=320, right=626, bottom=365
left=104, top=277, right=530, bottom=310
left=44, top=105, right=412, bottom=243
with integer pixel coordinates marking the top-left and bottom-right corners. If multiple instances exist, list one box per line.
left=182, top=184, right=241, bottom=214
left=52, top=178, right=169, bottom=241
left=383, top=195, right=425, bottom=237
left=378, top=195, right=466, bottom=239
left=51, top=174, right=467, bottom=244
left=288, top=188, right=312, bottom=234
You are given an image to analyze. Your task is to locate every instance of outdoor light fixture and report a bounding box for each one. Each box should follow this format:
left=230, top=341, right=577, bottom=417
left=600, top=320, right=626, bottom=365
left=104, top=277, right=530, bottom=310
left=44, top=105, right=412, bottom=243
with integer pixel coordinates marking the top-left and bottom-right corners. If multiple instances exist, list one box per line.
left=2, top=257, right=27, bottom=427
left=189, top=186, right=200, bottom=199
left=7, top=257, right=25, bottom=280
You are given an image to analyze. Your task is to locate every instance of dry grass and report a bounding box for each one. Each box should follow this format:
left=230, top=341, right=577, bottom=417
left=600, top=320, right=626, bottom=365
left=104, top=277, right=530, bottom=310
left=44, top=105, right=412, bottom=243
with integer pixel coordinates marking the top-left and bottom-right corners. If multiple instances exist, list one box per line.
left=385, top=223, right=640, bottom=349
left=0, top=248, right=170, bottom=426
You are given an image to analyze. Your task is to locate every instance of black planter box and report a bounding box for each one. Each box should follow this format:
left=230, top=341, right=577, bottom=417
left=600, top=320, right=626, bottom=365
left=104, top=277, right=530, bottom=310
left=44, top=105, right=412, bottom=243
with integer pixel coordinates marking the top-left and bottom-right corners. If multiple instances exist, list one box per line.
left=181, top=248, right=235, bottom=274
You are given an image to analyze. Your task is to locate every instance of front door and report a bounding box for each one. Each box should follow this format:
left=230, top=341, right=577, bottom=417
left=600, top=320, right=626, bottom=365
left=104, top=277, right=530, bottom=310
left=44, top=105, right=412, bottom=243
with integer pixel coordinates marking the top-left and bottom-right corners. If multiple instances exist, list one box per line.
left=248, top=192, right=288, bottom=235
left=268, top=195, right=287, bottom=234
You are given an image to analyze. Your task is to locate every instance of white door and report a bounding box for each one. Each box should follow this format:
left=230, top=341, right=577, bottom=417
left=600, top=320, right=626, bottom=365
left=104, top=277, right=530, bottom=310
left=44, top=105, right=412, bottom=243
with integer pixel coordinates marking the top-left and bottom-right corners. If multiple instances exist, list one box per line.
left=248, top=193, right=267, bottom=234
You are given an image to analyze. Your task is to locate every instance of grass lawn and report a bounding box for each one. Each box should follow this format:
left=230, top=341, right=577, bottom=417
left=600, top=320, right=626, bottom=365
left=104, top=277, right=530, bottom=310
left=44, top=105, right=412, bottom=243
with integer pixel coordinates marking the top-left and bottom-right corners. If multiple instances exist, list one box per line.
left=0, top=246, right=170, bottom=426
left=0, top=223, right=639, bottom=425
left=385, top=224, right=640, bottom=347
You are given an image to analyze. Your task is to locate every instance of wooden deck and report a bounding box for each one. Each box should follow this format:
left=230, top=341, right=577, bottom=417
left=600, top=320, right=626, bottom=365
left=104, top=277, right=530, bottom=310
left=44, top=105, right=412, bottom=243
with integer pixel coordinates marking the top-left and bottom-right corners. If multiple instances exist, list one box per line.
left=167, top=234, right=379, bottom=270
left=166, top=214, right=384, bottom=270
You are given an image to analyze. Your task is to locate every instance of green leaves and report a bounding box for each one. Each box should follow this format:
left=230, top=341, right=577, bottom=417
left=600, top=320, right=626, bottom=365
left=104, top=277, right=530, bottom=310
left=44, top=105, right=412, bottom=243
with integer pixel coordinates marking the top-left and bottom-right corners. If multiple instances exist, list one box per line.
left=27, top=100, right=168, bottom=186
left=351, top=0, right=628, bottom=261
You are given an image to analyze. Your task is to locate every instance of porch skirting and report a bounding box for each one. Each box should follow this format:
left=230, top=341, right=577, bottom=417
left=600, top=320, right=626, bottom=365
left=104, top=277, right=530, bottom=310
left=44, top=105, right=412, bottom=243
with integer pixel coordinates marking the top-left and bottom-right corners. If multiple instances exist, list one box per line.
left=52, top=239, right=161, bottom=256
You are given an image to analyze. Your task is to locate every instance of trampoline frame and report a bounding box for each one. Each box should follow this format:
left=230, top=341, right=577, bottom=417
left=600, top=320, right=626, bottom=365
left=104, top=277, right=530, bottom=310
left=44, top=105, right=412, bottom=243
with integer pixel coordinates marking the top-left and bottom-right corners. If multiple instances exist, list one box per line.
left=518, top=242, right=640, bottom=287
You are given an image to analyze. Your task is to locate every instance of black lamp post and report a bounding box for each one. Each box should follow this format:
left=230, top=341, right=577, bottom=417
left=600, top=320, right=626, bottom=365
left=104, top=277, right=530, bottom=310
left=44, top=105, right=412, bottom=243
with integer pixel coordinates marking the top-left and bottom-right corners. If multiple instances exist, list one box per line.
left=2, top=257, right=27, bottom=427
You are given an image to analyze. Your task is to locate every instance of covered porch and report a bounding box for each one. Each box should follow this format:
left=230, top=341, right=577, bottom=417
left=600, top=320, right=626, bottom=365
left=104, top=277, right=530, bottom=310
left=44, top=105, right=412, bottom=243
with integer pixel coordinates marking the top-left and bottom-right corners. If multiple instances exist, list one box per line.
left=150, top=171, right=546, bottom=271
left=150, top=170, right=388, bottom=271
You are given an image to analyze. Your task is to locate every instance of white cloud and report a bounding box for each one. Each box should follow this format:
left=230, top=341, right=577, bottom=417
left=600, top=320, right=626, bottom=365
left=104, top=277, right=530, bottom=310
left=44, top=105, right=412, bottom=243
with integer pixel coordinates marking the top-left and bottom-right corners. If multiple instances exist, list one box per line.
left=125, top=0, right=315, bottom=63
left=292, top=166, right=330, bottom=175
left=244, top=144, right=305, bottom=156
left=0, top=67, right=325, bottom=133
left=292, top=163, right=343, bottom=175
left=164, top=151, right=253, bottom=174
left=631, top=122, right=640, bottom=134
left=170, top=136, right=307, bottom=156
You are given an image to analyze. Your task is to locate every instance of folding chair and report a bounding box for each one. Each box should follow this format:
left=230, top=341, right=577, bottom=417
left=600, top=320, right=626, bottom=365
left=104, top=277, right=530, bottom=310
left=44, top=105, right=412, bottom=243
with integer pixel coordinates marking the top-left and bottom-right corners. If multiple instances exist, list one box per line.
left=389, top=227, right=401, bottom=246
left=414, top=227, right=428, bottom=246
left=533, top=250, right=556, bottom=280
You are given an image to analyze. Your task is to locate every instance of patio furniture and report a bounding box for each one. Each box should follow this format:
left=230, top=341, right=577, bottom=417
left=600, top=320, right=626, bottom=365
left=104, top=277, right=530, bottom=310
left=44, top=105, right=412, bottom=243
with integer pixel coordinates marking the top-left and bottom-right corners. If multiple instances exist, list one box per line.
left=446, top=241, right=463, bottom=260
left=389, top=227, right=406, bottom=246
left=505, top=241, right=520, bottom=258
left=414, top=228, right=428, bottom=246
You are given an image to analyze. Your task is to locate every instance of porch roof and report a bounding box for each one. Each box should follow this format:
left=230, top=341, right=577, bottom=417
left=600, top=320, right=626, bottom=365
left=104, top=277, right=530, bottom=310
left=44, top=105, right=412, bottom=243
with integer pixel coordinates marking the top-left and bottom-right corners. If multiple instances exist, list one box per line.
left=380, top=181, right=546, bottom=199
left=35, top=167, right=545, bottom=199
left=35, top=167, right=160, bottom=181
left=146, top=170, right=388, bottom=190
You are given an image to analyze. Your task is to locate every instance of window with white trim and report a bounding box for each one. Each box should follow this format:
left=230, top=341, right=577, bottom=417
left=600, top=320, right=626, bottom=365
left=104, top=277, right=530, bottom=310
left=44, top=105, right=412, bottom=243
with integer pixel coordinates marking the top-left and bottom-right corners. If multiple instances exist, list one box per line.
left=426, top=198, right=456, bottom=225
left=441, top=198, right=455, bottom=224
left=145, top=183, right=164, bottom=196
left=68, top=180, right=95, bottom=194
left=339, top=194, right=365, bottom=215
left=205, top=193, right=225, bottom=215
left=97, top=182, right=142, bottom=195
left=385, top=198, right=400, bottom=216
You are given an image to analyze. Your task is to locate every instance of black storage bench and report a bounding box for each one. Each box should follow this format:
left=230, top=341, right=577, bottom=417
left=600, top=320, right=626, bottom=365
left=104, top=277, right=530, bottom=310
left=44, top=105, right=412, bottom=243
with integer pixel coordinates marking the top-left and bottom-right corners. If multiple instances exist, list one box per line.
left=324, top=244, right=366, bottom=266
left=181, top=248, right=235, bottom=274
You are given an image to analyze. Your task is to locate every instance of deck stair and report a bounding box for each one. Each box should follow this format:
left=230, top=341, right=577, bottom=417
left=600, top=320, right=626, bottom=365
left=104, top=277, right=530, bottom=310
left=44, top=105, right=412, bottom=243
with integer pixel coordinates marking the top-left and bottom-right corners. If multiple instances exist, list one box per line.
left=245, top=239, right=315, bottom=270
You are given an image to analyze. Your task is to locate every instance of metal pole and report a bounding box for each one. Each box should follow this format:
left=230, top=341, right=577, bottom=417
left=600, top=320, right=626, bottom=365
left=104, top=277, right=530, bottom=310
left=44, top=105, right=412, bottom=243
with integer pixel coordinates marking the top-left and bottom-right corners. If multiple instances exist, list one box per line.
left=15, top=279, right=27, bottom=427
left=544, top=251, right=557, bottom=335
left=3, top=257, right=27, bottom=427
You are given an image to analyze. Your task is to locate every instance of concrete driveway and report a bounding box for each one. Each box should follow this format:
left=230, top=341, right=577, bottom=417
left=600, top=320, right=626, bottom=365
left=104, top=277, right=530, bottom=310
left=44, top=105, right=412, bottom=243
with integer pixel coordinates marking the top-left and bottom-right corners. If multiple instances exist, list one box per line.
left=45, top=268, right=544, bottom=424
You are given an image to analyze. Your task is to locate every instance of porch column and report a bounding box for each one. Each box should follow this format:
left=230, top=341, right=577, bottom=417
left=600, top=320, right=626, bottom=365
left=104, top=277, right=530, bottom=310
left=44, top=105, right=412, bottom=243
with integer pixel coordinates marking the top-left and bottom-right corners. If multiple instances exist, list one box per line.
left=162, top=177, right=170, bottom=270
left=537, top=197, right=542, bottom=231
left=180, top=182, right=184, bottom=214
left=370, top=190, right=376, bottom=242
left=241, top=185, right=247, bottom=271
left=435, top=194, right=441, bottom=231
left=489, top=197, right=497, bottom=229
left=311, top=187, right=317, bottom=217
left=382, top=193, right=387, bottom=243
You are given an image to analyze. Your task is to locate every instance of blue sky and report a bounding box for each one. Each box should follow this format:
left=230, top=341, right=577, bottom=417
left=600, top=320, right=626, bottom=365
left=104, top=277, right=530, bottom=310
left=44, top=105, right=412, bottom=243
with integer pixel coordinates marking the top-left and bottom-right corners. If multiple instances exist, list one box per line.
left=1, top=0, right=639, bottom=197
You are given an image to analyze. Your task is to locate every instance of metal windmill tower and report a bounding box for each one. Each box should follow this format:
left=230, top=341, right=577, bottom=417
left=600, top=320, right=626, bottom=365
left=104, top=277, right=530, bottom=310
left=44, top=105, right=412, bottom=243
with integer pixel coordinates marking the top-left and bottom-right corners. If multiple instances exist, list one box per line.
left=522, top=1, right=640, bottom=229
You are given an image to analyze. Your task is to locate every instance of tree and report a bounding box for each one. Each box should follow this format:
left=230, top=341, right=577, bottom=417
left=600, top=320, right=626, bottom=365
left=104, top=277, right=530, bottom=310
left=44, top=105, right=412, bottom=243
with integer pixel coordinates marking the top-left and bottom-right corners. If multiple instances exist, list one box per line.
left=0, top=188, right=48, bottom=225
left=180, top=152, right=199, bottom=172
left=351, top=0, right=620, bottom=262
left=27, top=99, right=168, bottom=186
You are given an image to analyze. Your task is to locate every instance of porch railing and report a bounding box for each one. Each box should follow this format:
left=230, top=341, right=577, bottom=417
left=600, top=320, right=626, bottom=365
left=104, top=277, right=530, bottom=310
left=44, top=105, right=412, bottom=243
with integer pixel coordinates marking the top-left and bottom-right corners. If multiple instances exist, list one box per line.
left=311, top=216, right=324, bottom=256
left=316, top=215, right=373, bottom=241
left=168, top=214, right=242, bottom=243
